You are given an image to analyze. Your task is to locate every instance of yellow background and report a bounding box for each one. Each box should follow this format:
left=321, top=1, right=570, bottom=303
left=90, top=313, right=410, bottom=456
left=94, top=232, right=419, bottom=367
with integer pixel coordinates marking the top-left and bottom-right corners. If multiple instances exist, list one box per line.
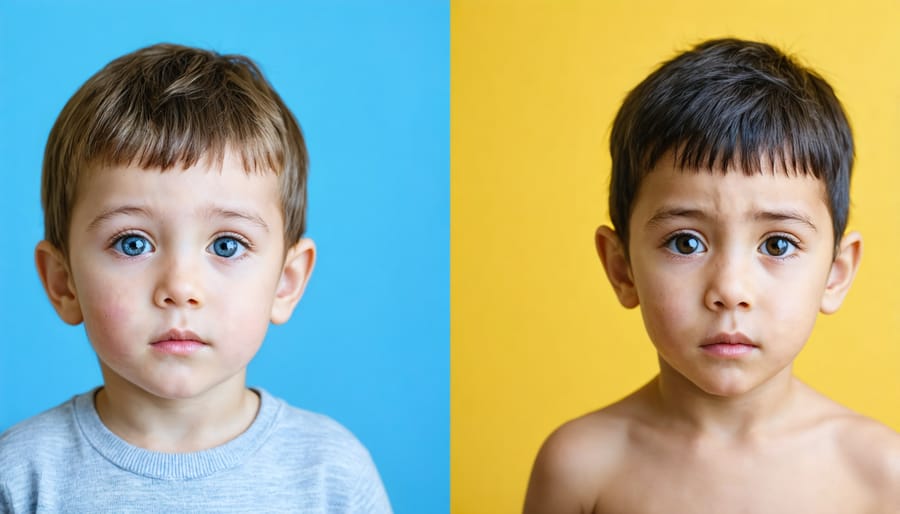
left=451, top=1, right=900, bottom=512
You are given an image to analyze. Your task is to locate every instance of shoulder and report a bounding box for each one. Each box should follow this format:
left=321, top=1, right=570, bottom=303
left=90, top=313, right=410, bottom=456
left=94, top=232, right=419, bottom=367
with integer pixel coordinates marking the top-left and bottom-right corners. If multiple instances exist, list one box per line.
left=798, top=385, right=900, bottom=497
left=523, top=406, right=632, bottom=514
left=0, top=395, right=83, bottom=510
left=0, top=396, right=80, bottom=468
left=831, top=413, right=900, bottom=506
left=270, top=399, right=374, bottom=468
left=260, top=392, right=391, bottom=511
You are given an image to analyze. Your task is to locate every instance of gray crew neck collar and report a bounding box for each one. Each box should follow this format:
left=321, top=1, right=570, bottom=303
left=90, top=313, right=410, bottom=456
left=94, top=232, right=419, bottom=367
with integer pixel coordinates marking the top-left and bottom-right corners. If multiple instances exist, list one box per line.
left=73, top=387, right=282, bottom=480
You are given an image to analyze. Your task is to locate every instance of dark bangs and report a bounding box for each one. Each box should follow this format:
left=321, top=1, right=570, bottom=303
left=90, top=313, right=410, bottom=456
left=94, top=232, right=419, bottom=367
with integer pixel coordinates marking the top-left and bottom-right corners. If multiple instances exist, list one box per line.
left=609, top=39, right=853, bottom=248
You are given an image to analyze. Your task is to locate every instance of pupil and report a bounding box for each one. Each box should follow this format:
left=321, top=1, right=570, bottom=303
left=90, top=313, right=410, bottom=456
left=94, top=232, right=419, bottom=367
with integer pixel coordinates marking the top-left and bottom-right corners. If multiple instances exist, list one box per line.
left=677, top=236, right=697, bottom=253
left=125, top=237, right=144, bottom=255
left=217, top=239, right=237, bottom=256
left=768, top=238, right=787, bottom=255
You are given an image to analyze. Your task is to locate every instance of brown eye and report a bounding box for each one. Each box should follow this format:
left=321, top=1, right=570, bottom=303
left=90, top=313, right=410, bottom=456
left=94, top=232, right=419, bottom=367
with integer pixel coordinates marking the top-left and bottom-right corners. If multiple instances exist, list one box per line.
left=760, top=236, right=795, bottom=257
left=666, top=234, right=705, bottom=255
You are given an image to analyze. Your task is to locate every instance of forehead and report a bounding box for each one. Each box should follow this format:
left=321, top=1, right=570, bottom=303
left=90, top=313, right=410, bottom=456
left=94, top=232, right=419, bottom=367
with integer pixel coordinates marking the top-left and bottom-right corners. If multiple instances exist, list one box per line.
left=80, top=150, right=277, bottom=193
left=630, top=157, right=831, bottom=224
left=72, top=152, right=282, bottom=221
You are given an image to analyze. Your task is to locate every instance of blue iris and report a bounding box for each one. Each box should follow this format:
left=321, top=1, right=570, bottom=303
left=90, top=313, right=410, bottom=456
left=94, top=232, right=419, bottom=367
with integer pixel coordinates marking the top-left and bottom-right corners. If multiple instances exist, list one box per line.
left=116, top=235, right=152, bottom=256
left=210, top=236, right=243, bottom=258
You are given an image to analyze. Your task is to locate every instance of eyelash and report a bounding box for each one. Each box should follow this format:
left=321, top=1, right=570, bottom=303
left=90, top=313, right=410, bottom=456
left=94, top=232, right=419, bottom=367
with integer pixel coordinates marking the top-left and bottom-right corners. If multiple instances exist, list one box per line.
left=760, top=232, right=802, bottom=258
left=106, top=231, right=255, bottom=257
left=212, top=232, right=254, bottom=261
left=216, top=232, right=253, bottom=250
left=661, top=231, right=706, bottom=256
left=660, top=231, right=802, bottom=258
left=108, top=230, right=152, bottom=254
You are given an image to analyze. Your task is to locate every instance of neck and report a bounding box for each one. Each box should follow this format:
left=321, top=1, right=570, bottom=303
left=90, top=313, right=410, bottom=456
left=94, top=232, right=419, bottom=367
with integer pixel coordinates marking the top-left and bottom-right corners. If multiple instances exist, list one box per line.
left=94, top=368, right=259, bottom=453
left=650, top=357, right=800, bottom=441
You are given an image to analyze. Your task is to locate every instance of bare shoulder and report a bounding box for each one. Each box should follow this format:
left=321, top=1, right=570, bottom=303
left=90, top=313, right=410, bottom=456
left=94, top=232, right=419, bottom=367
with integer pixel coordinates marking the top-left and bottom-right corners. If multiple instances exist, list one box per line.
left=832, top=410, right=900, bottom=505
left=523, top=397, right=641, bottom=514
left=801, top=385, right=900, bottom=507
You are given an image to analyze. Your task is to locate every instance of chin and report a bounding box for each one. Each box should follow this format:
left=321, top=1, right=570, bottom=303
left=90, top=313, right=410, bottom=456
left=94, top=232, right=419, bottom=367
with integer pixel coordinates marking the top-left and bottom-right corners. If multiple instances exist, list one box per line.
left=691, top=372, right=763, bottom=398
left=138, top=379, right=210, bottom=401
left=698, top=382, right=753, bottom=398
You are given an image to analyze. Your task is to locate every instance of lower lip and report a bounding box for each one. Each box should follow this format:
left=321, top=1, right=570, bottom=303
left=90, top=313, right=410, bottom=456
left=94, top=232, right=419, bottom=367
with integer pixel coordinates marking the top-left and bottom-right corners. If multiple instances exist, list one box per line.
left=701, top=343, right=757, bottom=357
left=151, top=340, right=206, bottom=356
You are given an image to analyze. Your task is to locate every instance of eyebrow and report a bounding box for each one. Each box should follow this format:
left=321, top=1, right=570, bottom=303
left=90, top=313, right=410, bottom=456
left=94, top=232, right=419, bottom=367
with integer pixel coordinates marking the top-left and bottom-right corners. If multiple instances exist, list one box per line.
left=87, top=206, right=152, bottom=231
left=646, top=208, right=706, bottom=228
left=646, top=207, right=819, bottom=232
left=202, top=206, right=270, bottom=233
left=86, top=205, right=270, bottom=233
left=752, top=209, right=818, bottom=232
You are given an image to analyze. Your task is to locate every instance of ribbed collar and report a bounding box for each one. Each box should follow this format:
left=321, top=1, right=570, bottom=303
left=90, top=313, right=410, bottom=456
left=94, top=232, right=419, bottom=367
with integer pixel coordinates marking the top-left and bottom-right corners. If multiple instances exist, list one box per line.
left=73, top=387, right=282, bottom=480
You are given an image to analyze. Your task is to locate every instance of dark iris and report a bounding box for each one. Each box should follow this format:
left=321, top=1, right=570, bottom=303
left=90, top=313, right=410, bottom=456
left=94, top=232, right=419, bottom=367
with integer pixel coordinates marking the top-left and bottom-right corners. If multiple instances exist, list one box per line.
left=674, top=234, right=701, bottom=254
left=212, top=237, right=240, bottom=257
left=764, top=237, right=790, bottom=256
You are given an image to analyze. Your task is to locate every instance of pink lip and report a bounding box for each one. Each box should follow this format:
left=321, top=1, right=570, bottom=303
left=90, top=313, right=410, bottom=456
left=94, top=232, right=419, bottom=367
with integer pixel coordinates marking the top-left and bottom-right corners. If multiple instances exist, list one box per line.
left=700, top=332, right=758, bottom=358
left=150, top=329, right=207, bottom=356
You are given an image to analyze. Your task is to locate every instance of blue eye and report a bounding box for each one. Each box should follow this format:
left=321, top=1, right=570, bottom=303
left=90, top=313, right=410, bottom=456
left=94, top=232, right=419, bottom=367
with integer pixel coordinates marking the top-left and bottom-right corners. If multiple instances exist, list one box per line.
left=759, top=236, right=796, bottom=257
left=209, top=236, right=247, bottom=258
left=114, top=234, right=153, bottom=256
left=665, top=233, right=706, bottom=255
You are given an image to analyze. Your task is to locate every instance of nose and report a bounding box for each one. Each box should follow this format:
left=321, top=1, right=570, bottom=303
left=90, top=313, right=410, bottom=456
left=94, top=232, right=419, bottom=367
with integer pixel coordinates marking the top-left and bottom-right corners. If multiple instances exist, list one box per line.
left=703, top=250, right=752, bottom=311
left=153, top=251, right=203, bottom=309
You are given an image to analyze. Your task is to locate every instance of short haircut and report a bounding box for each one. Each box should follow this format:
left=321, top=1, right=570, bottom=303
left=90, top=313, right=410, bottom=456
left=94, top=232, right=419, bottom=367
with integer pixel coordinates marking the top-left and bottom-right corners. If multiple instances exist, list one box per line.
left=609, top=38, right=853, bottom=252
left=42, top=43, right=308, bottom=255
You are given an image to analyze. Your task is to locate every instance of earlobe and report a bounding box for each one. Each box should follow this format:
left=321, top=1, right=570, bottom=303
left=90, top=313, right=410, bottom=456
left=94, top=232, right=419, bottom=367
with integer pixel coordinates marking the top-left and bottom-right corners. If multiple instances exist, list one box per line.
left=34, top=241, right=83, bottom=325
left=270, top=238, right=316, bottom=324
left=820, top=231, right=862, bottom=314
left=595, top=226, right=639, bottom=308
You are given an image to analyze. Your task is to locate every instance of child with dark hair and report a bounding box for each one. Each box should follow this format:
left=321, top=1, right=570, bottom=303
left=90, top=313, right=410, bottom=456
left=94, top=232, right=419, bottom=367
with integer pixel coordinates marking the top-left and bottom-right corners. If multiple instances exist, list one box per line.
left=524, top=38, right=899, bottom=513
left=0, top=44, right=391, bottom=513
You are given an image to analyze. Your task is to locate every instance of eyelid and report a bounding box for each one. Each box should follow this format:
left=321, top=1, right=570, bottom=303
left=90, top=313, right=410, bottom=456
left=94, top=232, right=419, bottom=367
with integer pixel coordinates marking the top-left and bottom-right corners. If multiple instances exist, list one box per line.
left=206, top=232, right=253, bottom=261
left=759, top=233, right=801, bottom=257
left=662, top=230, right=708, bottom=255
left=659, top=229, right=703, bottom=246
left=109, top=231, right=156, bottom=257
left=764, top=232, right=801, bottom=246
left=107, top=229, right=154, bottom=248
left=214, top=231, right=253, bottom=249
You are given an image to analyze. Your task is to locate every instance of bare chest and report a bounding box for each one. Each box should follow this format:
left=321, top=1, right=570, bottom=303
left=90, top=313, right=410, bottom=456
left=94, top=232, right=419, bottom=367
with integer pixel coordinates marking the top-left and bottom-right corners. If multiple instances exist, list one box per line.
left=592, top=443, right=878, bottom=514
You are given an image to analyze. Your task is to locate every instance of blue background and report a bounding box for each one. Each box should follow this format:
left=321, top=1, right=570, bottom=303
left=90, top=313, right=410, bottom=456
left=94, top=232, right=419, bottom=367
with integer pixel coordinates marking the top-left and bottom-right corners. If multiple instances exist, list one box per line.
left=0, top=1, right=448, bottom=512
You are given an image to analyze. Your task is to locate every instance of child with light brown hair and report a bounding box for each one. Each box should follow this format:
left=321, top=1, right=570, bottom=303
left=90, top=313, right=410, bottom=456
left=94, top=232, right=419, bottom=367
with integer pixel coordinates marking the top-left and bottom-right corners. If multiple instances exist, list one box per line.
left=0, top=43, right=391, bottom=513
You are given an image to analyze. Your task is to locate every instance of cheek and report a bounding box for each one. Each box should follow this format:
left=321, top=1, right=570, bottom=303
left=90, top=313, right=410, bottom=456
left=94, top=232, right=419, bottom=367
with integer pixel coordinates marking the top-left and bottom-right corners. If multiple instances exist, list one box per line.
left=633, top=267, right=697, bottom=344
left=764, top=271, right=825, bottom=341
left=79, top=283, right=138, bottom=358
left=214, top=271, right=280, bottom=341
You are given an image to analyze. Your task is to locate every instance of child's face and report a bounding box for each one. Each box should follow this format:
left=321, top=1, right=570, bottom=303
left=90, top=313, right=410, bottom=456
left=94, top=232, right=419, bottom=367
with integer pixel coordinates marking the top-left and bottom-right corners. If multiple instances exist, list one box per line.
left=614, top=157, right=852, bottom=397
left=48, top=153, right=312, bottom=401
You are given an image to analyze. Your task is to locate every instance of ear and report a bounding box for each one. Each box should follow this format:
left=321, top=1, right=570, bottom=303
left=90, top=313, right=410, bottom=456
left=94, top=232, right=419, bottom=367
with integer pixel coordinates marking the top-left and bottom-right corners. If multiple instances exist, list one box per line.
left=595, top=226, right=639, bottom=308
left=34, top=240, right=83, bottom=325
left=820, top=231, right=862, bottom=314
left=271, top=238, right=316, bottom=324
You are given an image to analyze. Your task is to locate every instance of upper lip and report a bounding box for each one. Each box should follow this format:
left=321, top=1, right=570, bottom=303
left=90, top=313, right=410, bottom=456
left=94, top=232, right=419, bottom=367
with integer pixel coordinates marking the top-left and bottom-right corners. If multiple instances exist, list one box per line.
left=700, top=332, right=757, bottom=347
left=152, top=329, right=206, bottom=344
